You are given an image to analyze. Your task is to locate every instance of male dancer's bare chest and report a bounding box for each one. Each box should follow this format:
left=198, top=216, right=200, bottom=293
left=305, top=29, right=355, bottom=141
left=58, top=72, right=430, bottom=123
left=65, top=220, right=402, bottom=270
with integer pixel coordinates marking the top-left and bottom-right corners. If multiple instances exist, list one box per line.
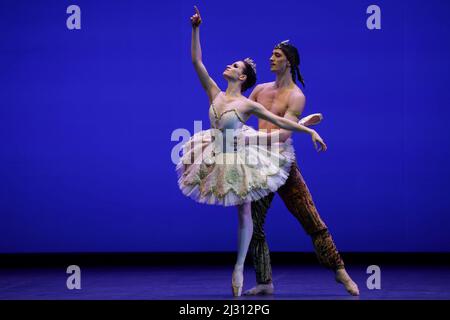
left=257, top=91, right=290, bottom=131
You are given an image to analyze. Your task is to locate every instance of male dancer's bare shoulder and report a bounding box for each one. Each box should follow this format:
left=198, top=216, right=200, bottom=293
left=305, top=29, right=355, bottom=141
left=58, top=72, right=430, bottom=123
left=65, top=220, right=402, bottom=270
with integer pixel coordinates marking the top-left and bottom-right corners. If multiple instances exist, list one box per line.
left=252, top=82, right=304, bottom=113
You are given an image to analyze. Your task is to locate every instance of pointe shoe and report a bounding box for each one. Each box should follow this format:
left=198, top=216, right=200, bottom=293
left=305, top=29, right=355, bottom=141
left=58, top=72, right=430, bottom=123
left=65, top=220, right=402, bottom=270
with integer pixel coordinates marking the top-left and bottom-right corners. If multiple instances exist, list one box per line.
left=335, top=269, right=360, bottom=296
left=298, top=113, right=323, bottom=127
left=232, top=265, right=244, bottom=297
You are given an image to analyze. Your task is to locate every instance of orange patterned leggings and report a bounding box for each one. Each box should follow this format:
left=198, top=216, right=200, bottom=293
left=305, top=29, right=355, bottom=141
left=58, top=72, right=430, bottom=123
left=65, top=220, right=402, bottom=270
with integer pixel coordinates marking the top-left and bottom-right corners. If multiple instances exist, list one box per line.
left=250, top=162, right=345, bottom=284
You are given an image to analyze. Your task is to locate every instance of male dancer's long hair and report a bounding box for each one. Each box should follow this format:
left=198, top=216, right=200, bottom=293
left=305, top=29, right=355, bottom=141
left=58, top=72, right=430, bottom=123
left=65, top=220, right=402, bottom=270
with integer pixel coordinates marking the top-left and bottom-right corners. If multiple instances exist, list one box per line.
left=274, top=40, right=305, bottom=87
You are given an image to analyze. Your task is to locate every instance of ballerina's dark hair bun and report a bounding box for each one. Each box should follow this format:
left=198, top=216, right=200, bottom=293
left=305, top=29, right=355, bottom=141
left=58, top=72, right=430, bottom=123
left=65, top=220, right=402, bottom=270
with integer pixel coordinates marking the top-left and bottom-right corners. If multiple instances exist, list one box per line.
left=241, top=58, right=257, bottom=92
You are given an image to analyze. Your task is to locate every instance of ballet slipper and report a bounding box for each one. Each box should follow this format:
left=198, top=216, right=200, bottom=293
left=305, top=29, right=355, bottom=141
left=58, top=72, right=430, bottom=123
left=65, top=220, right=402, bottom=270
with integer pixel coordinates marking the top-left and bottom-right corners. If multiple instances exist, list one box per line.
left=298, top=113, right=323, bottom=127
left=232, top=265, right=244, bottom=297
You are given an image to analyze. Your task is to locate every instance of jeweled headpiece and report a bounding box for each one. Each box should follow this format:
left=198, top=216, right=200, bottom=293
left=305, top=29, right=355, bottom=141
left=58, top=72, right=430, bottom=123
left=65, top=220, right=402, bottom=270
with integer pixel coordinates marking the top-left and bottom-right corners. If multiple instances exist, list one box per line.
left=244, top=57, right=256, bottom=74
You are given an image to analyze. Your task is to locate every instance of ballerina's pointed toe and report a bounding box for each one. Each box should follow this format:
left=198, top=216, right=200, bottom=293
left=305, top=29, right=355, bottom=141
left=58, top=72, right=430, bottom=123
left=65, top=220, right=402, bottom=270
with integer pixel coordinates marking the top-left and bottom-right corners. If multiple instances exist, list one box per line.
left=231, top=266, right=244, bottom=297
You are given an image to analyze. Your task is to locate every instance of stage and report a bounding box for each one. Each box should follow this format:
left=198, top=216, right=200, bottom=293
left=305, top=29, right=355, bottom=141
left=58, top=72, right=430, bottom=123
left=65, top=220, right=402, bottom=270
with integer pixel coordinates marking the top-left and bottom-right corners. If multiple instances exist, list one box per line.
left=1, top=254, right=449, bottom=300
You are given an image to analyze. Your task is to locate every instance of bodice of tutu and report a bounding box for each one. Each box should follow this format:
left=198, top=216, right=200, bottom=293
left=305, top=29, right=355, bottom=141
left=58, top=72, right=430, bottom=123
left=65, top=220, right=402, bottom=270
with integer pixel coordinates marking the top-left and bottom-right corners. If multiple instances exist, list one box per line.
left=208, top=102, right=248, bottom=153
left=209, top=102, right=246, bottom=131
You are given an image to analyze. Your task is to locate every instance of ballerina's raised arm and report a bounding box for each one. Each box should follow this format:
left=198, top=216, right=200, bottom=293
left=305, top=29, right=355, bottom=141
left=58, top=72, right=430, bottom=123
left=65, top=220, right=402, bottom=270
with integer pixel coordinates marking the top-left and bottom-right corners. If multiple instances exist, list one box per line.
left=190, top=6, right=220, bottom=103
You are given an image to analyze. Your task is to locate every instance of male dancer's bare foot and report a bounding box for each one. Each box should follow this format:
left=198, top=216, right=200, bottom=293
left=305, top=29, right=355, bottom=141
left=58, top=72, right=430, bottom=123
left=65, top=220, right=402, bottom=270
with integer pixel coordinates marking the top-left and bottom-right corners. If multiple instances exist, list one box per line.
left=243, top=283, right=274, bottom=296
left=335, top=269, right=359, bottom=296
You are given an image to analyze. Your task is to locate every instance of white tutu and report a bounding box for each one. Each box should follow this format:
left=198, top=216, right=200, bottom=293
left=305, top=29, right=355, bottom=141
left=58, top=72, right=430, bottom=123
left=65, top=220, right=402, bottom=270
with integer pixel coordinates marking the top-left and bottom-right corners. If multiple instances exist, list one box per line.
left=176, top=125, right=295, bottom=206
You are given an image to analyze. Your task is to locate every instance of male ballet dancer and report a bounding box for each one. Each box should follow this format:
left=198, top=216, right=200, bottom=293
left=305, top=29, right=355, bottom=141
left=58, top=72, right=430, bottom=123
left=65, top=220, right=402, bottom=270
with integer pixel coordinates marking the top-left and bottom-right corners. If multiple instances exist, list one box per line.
left=244, top=40, right=359, bottom=296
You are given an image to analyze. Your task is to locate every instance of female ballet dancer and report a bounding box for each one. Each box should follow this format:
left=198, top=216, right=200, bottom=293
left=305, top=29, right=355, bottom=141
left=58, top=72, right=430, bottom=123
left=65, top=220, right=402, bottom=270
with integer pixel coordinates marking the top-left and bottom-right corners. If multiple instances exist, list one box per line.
left=176, top=6, right=327, bottom=297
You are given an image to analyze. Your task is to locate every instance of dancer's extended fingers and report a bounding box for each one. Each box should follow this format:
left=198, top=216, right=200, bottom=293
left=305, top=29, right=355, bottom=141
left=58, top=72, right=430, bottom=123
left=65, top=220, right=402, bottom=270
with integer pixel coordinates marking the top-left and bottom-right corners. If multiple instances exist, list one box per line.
left=318, top=139, right=326, bottom=152
left=194, top=5, right=201, bottom=17
left=193, top=6, right=202, bottom=24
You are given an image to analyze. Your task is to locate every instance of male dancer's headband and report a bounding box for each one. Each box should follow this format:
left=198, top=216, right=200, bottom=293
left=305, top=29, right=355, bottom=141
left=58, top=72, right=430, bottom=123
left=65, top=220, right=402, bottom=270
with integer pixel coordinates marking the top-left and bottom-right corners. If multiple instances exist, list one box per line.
left=274, top=40, right=305, bottom=87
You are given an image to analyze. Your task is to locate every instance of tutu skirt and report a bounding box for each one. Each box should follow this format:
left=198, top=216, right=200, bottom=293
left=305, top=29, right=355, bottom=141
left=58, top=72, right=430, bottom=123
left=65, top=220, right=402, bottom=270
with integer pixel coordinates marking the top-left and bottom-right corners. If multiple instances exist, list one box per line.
left=176, top=125, right=295, bottom=206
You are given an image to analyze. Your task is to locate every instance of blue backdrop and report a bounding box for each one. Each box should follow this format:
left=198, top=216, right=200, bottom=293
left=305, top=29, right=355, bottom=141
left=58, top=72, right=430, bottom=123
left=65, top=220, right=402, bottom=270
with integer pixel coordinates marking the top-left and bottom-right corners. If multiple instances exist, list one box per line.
left=1, top=0, right=450, bottom=253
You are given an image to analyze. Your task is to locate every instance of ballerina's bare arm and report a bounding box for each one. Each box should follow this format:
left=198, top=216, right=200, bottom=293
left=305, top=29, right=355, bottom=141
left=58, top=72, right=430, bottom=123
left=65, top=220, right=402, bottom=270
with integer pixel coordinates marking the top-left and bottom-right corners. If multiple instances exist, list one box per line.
left=247, top=99, right=312, bottom=133
left=190, top=6, right=220, bottom=103
left=249, top=86, right=316, bottom=143
left=246, top=100, right=327, bottom=152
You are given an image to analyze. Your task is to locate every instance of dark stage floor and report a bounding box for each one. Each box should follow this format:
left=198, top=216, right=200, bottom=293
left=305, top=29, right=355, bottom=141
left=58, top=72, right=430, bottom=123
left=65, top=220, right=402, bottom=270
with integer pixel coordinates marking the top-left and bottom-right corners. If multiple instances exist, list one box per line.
left=0, top=264, right=449, bottom=300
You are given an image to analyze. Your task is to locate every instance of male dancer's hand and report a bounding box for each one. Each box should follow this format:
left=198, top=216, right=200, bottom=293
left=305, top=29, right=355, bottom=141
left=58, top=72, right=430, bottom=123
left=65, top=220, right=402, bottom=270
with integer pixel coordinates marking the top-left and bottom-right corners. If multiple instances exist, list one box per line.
left=190, top=6, right=202, bottom=28
left=311, top=131, right=327, bottom=152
